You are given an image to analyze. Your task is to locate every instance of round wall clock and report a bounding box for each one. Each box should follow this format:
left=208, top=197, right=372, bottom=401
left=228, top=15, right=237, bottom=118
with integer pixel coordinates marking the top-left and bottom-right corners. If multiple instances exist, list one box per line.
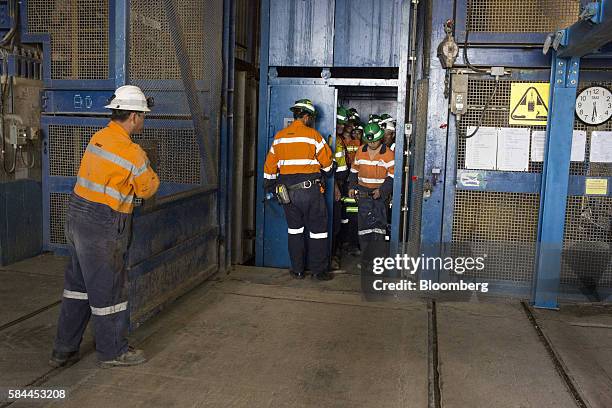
left=575, top=86, right=612, bottom=126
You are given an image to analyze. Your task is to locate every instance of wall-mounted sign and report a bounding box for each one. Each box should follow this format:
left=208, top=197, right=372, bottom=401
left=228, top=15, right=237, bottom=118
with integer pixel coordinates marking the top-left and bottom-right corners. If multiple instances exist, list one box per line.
left=509, top=83, right=549, bottom=126
left=585, top=178, right=608, bottom=196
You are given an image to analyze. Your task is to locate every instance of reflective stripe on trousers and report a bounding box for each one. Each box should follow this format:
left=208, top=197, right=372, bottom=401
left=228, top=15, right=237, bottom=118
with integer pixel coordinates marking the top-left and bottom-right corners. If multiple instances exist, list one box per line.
left=54, top=193, right=131, bottom=362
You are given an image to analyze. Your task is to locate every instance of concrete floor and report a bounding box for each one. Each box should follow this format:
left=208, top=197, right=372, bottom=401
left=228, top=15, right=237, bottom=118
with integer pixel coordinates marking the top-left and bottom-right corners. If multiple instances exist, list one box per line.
left=1, top=254, right=612, bottom=407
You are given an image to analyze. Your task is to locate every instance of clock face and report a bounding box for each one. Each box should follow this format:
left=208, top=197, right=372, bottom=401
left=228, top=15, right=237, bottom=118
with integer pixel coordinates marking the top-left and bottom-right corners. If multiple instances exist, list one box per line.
left=575, top=86, right=612, bottom=126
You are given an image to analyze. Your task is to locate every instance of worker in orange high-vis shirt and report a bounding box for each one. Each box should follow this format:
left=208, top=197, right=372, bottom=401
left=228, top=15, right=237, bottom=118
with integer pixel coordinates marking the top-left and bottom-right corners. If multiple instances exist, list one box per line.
left=348, top=123, right=394, bottom=277
left=50, top=85, right=159, bottom=370
left=263, top=99, right=335, bottom=281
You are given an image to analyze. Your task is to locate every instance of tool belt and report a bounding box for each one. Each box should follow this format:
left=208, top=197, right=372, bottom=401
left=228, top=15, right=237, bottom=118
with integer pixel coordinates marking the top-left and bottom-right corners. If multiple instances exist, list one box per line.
left=275, top=179, right=322, bottom=205
left=287, top=178, right=321, bottom=191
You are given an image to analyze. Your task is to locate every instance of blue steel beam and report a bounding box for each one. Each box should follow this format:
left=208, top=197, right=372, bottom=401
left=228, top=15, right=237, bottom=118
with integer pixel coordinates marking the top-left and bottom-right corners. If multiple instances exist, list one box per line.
left=113, top=0, right=128, bottom=87
left=219, top=0, right=235, bottom=271
left=557, top=0, right=612, bottom=58
left=532, top=53, right=581, bottom=309
left=255, top=0, right=271, bottom=266
left=419, top=0, right=451, bottom=282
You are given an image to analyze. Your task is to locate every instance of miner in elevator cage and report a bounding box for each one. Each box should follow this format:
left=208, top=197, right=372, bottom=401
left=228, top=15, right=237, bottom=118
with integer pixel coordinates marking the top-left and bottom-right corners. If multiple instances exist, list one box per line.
left=263, top=99, right=335, bottom=281
left=348, top=122, right=395, bottom=276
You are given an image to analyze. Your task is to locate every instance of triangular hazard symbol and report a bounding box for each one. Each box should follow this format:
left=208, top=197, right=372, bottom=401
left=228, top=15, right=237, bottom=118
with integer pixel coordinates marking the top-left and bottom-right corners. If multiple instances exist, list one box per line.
left=510, top=86, right=548, bottom=121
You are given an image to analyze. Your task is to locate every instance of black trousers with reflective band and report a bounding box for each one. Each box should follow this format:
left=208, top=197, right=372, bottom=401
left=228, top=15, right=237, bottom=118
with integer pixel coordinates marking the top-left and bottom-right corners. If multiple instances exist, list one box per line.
left=282, top=187, right=329, bottom=274
left=54, top=194, right=131, bottom=361
left=357, top=192, right=389, bottom=276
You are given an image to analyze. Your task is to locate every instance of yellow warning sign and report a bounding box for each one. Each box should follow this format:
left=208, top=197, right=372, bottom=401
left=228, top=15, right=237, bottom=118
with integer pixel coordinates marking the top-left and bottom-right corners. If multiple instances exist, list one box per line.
left=585, top=178, right=608, bottom=195
left=509, top=83, right=550, bottom=125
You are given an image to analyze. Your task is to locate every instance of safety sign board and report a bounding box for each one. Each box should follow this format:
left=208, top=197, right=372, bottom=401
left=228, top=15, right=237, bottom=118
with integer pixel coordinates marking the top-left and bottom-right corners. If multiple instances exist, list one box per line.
left=585, top=178, right=608, bottom=196
left=458, top=172, right=485, bottom=188
left=509, top=83, right=550, bottom=125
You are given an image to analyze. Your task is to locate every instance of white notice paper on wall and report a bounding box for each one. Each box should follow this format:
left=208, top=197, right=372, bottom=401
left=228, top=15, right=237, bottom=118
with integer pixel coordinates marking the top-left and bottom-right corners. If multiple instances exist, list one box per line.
left=530, top=130, right=546, bottom=162
left=465, top=126, right=497, bottom=170
left=571, top=130, right=586, bottom=162
left=590, top=131, right=612, bottom=163
left=497, top=127, right=530, bottom=171
left=531, top=130, right=587, bottom=162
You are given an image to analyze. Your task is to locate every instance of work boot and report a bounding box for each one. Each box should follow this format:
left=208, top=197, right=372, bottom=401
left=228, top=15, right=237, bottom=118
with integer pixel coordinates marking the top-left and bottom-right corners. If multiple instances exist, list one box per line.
left=312, top=271, right=334, bottom=281
left=98, top=346, right=146, bottom=368
left=49, top=350, right=80, bottom=368
left=330, top=256, right=341, bottom=270
left=289, top=270, right=305, bottom=279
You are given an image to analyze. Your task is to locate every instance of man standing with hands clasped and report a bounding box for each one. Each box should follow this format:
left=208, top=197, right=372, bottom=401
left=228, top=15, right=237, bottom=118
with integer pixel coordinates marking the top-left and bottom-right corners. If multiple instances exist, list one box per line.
left=348, top=123, right=394, bottom=274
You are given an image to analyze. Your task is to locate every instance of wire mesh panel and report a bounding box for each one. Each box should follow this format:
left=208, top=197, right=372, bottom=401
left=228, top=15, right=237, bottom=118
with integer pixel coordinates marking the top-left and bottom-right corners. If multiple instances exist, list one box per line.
left=48, top=125, right=101, bottom=177
left=458, top=79, right=547, bottom=173
left=452, top=191, right=540, bottom=282
left=560, top=81, right=612, bottom=297
left=129, top=0, right=223, bottom=83
left=572, top=82, right=612, bottom=178
left=128, top=0, right=223, bottom=188
left=50, top=192, right=70, bottom=245
left=562, top=196, right=612, bottom=290
left=47, top=124, right=201, bottom=184
left=134, top=128, right=201, bottom=184
left=466, top=0, right=580, bottom=32
left=26, top=0, right=109, bottom=80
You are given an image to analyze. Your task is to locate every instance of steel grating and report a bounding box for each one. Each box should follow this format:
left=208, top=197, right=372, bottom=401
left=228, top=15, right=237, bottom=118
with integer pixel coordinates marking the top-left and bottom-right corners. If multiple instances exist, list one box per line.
left=460, top=80, right=612, bottom=176
left=562, top=196, right=612, bottom=288
left=48, top=125, right=201, bottom=184
left=466, top=0, right=580, bottom=33
left=48, top=125, right=101, bottom=177
left=458, top=79, right=547, bottom=173
left=26, top=0, right=109, bottom=80
left=452, top=191, right=540, bottom=282
left=133, top=129, right=201, bottom=184
left=50, top=192, right=70, bottom=245
left=129, top=0, right=223, bottom=82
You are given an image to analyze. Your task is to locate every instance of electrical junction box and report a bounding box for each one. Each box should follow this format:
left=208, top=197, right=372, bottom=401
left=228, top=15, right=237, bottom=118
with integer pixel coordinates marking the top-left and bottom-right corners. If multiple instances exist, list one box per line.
left=451, top=74, right=468, bottom=117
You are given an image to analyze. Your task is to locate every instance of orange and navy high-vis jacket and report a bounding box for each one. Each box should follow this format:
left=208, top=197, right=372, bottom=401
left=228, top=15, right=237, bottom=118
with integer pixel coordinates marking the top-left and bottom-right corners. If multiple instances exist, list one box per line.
left=74, top=121, right=160, bottom=213
left=343, top=138, right=361, bottom=166
left=263, top=119, right=334, bottom=184
left=348, top=144, right=394, bottom=195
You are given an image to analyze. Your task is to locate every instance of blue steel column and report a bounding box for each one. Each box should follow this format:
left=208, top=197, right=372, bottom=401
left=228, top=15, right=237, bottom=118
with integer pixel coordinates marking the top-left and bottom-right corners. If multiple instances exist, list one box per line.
left=219, top=0, right=235, bottom=271
left=532, top=52, right=580, bottom=309
left=113, top=0, right=129, bottom=87
left=390, top=0, right=411, bottom=257
left=419, top=0, right=451, bottom=282
left=255, top=0, right=271, bottom=266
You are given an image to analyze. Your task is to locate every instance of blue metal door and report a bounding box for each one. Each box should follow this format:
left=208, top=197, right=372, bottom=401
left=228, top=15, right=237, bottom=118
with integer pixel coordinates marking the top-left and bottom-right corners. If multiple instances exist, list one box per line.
left=262, top=84, right=336, bottom=268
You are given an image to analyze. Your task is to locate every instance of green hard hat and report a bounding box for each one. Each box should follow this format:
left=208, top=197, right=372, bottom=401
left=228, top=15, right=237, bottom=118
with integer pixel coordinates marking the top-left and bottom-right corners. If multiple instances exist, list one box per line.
left=363, top=123, right=384, bottom=142
left=368, top=114, right=381, bottom=123
left=380, top=113, right=391, bottom=121
left=290, top=99, right=317, bottom=116
left=337, top=106, right=349, bottom=124
left=349, top=108, right=360, bottom=120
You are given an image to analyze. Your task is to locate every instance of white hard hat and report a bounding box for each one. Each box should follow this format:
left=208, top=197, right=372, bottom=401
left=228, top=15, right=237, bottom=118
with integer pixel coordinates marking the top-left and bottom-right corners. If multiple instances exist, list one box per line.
left=380, top=117, right=396, bottom=131
left=105, top=85, right=153, bottom=112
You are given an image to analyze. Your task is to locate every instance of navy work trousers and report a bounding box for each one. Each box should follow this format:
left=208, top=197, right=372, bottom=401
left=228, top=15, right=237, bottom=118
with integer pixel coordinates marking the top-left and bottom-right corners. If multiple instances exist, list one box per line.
left=282, top=186, right=329, bottom=274
left=53, top=194, right=131, bottom=361
left=357, top=189, right=389, bottom=276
